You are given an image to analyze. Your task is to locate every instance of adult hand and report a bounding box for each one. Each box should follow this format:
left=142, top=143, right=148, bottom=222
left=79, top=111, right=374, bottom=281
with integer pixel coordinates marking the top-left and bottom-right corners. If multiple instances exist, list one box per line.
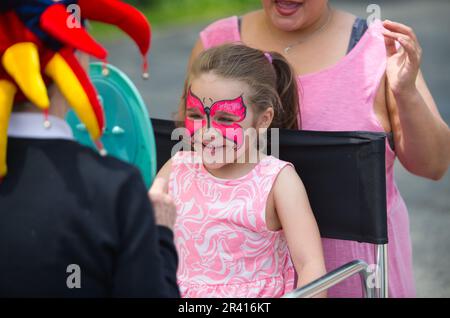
left=382, top=20, right=422, bottom=96
left=149, top=178, right=176, bottom=231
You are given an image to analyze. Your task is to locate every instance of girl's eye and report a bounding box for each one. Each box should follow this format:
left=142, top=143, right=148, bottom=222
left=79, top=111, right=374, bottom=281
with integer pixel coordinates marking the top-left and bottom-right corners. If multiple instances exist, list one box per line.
left=187, top=113, right=203, bottom=120
left=216, top=117, right=234, bottom=123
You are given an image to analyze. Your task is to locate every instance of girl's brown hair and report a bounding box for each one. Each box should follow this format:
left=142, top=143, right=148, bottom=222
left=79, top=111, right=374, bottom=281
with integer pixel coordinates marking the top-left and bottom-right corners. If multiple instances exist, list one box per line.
left=179, top=44, right=300, bottom=129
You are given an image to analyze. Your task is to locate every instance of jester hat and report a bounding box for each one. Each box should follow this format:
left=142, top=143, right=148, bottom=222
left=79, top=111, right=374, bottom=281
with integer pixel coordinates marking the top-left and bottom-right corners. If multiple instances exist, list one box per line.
left=0, top=0, right=151, bottom=178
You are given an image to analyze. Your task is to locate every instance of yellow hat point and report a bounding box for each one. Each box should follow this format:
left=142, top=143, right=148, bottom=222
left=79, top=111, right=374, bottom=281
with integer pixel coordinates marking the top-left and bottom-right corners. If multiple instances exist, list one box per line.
left=45, top=53, right=101, bottom=140
left=2, top=42, right=50, bottom=110
left=0, top=80, right=17, bottom=178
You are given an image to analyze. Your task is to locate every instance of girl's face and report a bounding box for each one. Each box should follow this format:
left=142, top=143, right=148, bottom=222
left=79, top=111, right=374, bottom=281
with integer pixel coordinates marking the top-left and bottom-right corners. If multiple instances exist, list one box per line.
left=261, top=0, right=328, bottom=32
left=185, top=73, right=266, bottom=170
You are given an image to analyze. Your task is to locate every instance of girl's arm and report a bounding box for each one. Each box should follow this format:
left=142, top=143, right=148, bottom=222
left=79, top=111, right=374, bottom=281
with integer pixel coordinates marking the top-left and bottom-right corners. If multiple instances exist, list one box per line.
left=383, top=20, right=450, bottom=180
left=273, top=165, right=327, bottom=298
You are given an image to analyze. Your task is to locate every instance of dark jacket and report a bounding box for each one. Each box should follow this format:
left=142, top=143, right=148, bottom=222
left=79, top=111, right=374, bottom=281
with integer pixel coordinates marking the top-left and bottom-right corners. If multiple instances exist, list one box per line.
left=0, top=138, right=179, bottom=297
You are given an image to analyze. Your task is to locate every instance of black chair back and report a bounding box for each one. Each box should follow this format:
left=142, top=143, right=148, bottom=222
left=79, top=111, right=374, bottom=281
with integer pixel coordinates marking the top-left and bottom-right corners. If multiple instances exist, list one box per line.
left=151, top=118, right=388, bottom=245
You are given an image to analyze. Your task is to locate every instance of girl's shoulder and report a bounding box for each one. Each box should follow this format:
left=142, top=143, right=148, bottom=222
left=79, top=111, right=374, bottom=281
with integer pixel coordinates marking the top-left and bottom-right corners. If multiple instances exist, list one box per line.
left=257, top=155, right=295, bottom=178
left=265, top=157, right=307, bottom=202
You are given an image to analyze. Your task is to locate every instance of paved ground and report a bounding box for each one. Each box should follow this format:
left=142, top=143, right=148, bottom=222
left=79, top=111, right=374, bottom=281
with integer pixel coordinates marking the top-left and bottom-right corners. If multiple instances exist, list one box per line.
left=104, top=0, right=450, bottom=297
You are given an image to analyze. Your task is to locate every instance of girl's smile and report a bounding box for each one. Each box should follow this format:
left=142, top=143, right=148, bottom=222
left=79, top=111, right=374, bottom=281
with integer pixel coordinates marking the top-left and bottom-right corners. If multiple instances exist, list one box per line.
left=202, top=141, right=225, bottom=157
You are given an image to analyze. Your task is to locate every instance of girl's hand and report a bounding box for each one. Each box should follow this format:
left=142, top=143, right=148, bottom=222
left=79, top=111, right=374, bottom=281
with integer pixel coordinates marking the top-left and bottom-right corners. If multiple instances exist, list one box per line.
left=149, top=177, right=177, bottom=230
left=382, top=20, right=422, bottom=96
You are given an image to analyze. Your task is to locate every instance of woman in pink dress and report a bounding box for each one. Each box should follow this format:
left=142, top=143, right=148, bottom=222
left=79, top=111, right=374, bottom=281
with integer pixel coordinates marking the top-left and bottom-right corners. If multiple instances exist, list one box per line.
left=151, top=44, right=327, bottom=297
left=185, top=1, right=450, bottom=297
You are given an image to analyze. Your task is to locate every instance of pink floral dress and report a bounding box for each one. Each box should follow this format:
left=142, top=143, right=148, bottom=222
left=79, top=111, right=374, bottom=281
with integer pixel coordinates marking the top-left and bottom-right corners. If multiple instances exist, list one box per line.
left=169, top=151, right=296, bottom=298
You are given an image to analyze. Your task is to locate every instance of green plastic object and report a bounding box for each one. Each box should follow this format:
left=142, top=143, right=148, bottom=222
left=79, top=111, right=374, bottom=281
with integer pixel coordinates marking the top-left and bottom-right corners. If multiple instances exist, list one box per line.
left=66, top=62, right=157, bottom=188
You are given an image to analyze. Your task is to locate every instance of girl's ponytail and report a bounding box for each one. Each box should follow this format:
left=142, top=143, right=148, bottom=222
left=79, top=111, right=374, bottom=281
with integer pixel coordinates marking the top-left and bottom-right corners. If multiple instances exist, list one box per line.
left=270, top=52, right=301, bottom=130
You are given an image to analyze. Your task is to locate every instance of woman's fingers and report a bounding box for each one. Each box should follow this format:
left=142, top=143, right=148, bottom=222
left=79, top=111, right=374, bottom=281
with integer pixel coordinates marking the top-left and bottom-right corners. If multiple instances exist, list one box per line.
left=383, top=20, right=418, bottom=42
left=382, top=20, right=422, bottom=64
left=382, top=29, right=421, bottom=65
left=398, top=36, right=422, bottom=65
left=384, top=34, right=397, bottom=57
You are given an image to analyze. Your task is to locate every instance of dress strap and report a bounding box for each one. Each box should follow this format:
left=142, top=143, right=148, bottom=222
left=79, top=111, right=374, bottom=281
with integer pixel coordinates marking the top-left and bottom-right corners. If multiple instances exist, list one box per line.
left=238, top=16, right=243, bottom=34
left=347, top=17, right=368, bottom=53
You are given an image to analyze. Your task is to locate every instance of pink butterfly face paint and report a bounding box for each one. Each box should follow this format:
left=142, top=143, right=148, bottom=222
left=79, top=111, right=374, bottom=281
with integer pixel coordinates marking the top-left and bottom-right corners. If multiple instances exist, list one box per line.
left=185, top=87, right=247, bottom=147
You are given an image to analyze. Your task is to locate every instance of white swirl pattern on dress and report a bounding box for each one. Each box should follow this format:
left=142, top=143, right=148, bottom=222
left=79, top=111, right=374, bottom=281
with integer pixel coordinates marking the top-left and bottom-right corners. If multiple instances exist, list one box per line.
left=169, top=151, right=296, bottom=298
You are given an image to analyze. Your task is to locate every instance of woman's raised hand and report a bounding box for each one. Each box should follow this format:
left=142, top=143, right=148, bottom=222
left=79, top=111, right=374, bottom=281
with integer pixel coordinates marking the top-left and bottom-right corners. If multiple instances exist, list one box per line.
left=382, top=20, right=422, bottom=96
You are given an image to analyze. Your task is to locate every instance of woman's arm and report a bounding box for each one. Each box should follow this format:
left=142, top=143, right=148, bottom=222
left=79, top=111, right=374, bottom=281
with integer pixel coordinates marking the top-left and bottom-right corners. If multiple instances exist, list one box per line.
left=273, top=165, right=327, bottom=297
left=383, top=20, right=450, bottom=180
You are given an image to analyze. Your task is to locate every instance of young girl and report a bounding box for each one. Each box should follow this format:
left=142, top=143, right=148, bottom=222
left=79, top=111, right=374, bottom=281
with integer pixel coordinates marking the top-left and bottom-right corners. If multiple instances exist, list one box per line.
left=151, top=44, right=326, bottom=298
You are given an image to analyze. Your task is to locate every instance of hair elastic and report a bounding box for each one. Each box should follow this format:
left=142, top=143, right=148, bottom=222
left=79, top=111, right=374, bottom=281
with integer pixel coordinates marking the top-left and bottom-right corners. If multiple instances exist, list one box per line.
left=264, top=52, right=273, bottom=64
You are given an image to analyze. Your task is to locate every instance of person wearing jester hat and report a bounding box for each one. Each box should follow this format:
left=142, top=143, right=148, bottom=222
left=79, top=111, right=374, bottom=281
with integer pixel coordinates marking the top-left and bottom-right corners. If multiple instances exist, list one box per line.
left=0, top=0, right=179, bottom=297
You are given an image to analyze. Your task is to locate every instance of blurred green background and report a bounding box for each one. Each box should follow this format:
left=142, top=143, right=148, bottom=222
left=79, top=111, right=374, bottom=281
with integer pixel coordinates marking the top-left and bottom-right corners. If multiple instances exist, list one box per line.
left=126, top=0, right=259, bottom=26
left=92, top=0, right=260, bottom=37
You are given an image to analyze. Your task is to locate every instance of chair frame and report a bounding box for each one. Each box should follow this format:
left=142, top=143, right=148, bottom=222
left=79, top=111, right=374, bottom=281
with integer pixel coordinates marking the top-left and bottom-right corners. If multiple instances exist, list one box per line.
left=282, top=244, right=388, bottom=298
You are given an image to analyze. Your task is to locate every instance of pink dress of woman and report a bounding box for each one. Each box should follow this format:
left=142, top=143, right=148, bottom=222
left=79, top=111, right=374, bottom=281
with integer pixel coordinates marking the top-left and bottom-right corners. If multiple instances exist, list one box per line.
left=169, top=151, right=296, bottom=298
left=199, top=16, right=415, bottom=297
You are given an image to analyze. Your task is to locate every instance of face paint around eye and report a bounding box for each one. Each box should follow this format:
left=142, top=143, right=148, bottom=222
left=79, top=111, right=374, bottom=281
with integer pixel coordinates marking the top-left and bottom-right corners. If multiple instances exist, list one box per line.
left=184, top=87, right=247, bottom=148
left=185, top=88, right=207, bottom=137
left=209, top=95, right=247, bottom=147
left=209, top=96, right=246, bottom=121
